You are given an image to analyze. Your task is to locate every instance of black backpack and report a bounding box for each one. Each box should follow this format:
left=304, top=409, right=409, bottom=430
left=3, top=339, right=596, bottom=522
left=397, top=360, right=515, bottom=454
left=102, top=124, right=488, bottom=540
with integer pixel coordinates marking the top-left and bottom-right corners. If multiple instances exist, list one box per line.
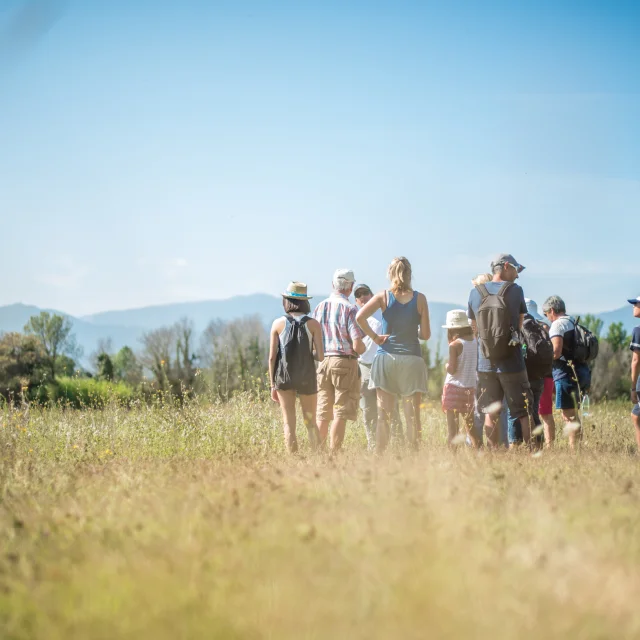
left=571, top=316, right=599, bottom=364
left=521, top=314, right=553, bottom=379
left=475, top=282, right=516, bottom=360
left=274, top=315, right=316, bottom=393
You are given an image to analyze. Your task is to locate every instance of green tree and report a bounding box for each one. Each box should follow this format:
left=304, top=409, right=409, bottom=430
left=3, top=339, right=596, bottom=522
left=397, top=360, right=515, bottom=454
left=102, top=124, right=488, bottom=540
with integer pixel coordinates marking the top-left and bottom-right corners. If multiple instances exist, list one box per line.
left=113, top=346, right=143, bottom=386
left=582, top=314, right=603, bottom=338
left=0, top=332, right=47, bottom=399
left=606, top=322, right=630, bottom=354
left=24, top=312, right=81, bottom=380
left=96, top=353, right=115, bottom=381
left=55, top=354, right=77, bottom=377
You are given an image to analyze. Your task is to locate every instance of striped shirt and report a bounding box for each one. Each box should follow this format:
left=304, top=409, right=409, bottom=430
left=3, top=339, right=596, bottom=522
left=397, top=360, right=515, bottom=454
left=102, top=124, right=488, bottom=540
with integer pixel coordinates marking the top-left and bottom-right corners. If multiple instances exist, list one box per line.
left=312, top=292, right=365, bottom=357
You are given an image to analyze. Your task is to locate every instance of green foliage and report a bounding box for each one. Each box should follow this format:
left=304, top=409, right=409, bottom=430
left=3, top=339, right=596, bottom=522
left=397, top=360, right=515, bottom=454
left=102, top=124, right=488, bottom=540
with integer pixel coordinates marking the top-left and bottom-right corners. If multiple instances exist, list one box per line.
left=421, top=341, right=445, bottom=399
left=23, top=311, right=81, bottom=380
left=96, top=353, right=115, bottom=381
left=582, top=314, right=604, bottom=338
left=605, top=322, right=630, bottom=353
left=139, top=318, right=199, bottom=396
left=38, top=377, right=136, bottom=408
left=113, top=346, right=143, bottom=386
left=199, top=316, right=269, bottom=400
left=55, top=354, right=78, bottom=378
left=0, top=332, right=48, bottom=399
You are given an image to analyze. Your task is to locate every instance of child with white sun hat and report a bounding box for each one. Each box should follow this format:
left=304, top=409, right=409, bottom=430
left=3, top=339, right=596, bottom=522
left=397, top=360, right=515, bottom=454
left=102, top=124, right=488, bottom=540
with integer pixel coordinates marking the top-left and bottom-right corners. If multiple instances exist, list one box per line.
left=441, top=309, right=479, bottom=447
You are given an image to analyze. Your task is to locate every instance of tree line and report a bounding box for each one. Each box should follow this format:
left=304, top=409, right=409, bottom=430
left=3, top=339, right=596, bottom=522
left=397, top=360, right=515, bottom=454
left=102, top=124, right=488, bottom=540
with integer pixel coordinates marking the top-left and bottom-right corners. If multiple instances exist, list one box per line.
left=0, top=311, right=633, bottom=406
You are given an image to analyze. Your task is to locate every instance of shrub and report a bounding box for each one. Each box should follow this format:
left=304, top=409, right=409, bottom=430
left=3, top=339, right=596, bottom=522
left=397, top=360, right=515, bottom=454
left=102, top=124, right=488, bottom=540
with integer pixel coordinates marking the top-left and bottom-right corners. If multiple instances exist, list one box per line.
left=33, top=377, right=137, bottom=408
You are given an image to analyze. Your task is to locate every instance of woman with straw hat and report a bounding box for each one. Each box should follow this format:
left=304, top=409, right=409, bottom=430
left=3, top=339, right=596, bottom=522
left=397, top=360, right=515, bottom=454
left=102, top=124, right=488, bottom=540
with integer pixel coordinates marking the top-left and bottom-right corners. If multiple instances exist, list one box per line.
left=268, top=282, right=324, bottom=453
left=441, top=309, right=479, bottom=448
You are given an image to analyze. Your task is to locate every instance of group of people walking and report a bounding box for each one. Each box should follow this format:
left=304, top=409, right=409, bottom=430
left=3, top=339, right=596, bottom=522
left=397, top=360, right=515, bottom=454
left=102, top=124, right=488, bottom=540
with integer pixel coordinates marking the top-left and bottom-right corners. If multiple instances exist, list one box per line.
left=268, top=254, right=640, bottom=455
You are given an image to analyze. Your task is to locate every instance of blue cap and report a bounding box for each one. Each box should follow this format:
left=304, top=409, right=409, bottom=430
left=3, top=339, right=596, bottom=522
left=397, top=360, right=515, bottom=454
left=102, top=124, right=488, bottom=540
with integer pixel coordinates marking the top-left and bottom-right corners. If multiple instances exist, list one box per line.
left=628, top=296, right=640, bottom=305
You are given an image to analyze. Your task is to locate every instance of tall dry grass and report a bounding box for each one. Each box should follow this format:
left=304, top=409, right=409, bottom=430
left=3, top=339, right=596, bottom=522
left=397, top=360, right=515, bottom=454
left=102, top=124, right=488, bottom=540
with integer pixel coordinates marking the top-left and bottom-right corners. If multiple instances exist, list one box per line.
left=1, top=397, right=639, bottom=638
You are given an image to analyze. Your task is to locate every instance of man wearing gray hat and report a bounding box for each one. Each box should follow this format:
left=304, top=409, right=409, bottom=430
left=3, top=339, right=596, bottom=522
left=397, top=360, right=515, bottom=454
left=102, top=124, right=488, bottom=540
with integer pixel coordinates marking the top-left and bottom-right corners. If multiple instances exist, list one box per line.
left=467, top=253, right=534, bottom=448
left=313, top=269, right=366, bottom=452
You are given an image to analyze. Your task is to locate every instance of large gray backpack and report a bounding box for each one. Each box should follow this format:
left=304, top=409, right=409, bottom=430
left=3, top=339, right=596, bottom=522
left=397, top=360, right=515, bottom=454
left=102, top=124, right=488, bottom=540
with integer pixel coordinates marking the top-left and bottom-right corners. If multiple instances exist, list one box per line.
left=475, top=283, right=515, bottom=360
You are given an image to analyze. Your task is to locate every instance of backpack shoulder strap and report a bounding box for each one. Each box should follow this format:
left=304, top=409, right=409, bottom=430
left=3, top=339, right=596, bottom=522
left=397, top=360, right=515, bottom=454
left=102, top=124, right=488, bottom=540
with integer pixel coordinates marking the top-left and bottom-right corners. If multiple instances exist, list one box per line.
left=475, top=284, right=490, bottom=300
left=497, top=282, right=514, bottom=299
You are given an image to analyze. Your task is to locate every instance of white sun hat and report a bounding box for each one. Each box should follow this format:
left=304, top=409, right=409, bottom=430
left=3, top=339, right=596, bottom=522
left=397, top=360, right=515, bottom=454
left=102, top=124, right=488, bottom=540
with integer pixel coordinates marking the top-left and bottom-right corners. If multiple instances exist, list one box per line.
left=442, top=309, right=472, bottom=330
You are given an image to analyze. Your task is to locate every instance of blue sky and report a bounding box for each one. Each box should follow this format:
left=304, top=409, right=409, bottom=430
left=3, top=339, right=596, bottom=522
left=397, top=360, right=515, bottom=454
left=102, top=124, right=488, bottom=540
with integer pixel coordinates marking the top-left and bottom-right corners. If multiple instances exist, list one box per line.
left=1, top=0, right=638, bottom=316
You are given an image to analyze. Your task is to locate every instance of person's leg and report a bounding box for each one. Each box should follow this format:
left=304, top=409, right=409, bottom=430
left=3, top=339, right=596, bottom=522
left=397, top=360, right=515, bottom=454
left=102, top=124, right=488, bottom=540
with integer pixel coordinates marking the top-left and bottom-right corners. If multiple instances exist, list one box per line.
left=506, top=403, right=522, bottom=449
left=330, top=358, right=360, bottom=453
left=633, top=408, right=640, bottom=451
left=402, top=393, right=421, bottom=449
left=500, top=370, right=533, bottom=448
left=556, top=378, right=581, bottom=450
left=462, top=411, right=479, bottom=448
left=276, top=389, right=298, bottom=453
left=316, top=359, right=334, bottom=445
left=446, top=410, right=459, bottom=446
left=359, top=364, right=377, bottom=450
left=376, top=388, right=396, bottom=453
left=477, top=372, right=504, bottom=448
left=529, top=378, right=544, bottom=450
left=391, top=398, right=404, bottom=444
left=539, top=377, right=556, bottom=447
left=541, top=413, right=556, bottom=447
left=299, top=393, right=320, bottom=451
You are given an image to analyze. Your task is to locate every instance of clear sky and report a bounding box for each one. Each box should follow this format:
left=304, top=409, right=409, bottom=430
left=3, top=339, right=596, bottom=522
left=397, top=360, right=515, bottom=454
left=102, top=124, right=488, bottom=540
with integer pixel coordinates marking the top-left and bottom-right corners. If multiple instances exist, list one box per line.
left=1, top=0, right=638, bottom=316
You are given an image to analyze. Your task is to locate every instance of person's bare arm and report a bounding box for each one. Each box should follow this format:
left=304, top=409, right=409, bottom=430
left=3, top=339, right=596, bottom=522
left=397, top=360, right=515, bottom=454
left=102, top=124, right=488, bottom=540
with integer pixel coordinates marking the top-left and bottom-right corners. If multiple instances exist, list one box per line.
left=353, top=337, right=366, bottom=356
left=551, top=336, right=563, bottom=360
left=519, top=313, right=525, bottom=330
left=309, top=318, right=324, bottom=362
left=631, top=352, right=639, bottom=404
left=418, top=293, right=431, bottom=341
left=471, top=319, right=478, bottom=336
left=446, top=341, right=462, bottom=376
left=355, top=292, right=389, bottom=345
left=268, top=320, right=282, bottom=402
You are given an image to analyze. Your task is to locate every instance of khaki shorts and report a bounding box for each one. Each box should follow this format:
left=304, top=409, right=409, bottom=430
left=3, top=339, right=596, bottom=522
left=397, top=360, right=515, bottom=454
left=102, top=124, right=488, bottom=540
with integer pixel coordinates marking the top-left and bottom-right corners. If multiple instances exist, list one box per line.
left=317, top=356, right=361, bottom=422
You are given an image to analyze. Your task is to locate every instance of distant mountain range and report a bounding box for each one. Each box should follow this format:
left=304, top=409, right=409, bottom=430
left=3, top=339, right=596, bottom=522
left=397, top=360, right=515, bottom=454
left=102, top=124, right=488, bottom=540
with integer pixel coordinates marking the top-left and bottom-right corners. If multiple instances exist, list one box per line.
left=0, top=296, right=637, bottom=369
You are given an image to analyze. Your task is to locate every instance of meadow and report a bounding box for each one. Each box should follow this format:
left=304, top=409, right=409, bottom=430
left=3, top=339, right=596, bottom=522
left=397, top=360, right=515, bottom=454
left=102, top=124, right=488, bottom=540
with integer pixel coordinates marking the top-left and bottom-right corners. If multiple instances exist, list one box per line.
left=1, top=397, right=639, bottom=639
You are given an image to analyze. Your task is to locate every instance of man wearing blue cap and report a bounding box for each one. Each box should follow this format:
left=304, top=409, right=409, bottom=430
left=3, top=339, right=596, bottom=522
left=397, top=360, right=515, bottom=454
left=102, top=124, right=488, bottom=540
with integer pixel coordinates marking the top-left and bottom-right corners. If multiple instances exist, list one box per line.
left=628, top=296, right=640, bottom=450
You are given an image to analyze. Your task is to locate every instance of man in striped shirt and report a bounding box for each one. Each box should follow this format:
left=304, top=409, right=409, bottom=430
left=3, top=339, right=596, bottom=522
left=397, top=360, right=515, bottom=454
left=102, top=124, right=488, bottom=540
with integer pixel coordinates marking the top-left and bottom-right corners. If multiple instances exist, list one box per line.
left=313, top=269, right=366, bottom=452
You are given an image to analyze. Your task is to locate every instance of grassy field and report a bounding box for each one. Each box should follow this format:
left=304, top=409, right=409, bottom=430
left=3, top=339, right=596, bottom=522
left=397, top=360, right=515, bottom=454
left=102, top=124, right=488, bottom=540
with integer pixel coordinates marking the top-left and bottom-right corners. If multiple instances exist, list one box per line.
left=1, top=397, right=639, bottom=639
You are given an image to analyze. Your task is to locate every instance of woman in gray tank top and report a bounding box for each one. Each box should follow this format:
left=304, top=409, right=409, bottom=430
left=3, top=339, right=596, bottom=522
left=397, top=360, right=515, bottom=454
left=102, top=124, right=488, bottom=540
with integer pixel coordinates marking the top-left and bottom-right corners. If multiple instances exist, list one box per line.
left=356, top=257, right=430, bottom=452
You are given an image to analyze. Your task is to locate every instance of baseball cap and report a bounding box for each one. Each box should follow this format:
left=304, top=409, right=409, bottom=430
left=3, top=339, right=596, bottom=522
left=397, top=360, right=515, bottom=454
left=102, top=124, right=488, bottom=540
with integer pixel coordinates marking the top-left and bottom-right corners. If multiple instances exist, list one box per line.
left=491, top=253, right=525, bottom=273
left=354, top=283, right=373, bottom=298
left=333, top=268, right=355, bottom=283
left=627, top=296, right=640, bottom=305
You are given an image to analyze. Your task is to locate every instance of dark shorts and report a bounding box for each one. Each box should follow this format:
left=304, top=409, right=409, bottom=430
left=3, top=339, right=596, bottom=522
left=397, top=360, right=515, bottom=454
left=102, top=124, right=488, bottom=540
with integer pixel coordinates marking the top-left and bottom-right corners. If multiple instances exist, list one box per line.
left=507, top=378, right=544, bottom=445
left=555, top=377, right=583, bottom=411
left=477, top=370, right=533, bottom=420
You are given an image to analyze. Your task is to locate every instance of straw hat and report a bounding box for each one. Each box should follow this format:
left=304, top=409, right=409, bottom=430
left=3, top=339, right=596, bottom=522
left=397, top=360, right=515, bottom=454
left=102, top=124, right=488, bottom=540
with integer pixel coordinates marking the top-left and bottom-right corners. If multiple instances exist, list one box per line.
left=282, top=281, right=313, bottom=300
left=442, top=309, right=471, bottom=330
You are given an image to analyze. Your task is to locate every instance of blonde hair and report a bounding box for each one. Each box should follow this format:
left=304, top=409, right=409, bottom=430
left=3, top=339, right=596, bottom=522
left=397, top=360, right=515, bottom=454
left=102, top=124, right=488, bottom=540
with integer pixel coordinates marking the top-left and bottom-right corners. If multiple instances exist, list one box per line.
left=387, top=257, right=412, bottom=294
left=472, top=273, right=492, bottom=286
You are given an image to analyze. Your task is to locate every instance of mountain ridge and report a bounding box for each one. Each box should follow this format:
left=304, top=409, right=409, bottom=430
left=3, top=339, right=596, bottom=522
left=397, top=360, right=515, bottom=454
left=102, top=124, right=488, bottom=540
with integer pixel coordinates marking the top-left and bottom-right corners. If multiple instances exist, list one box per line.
left=1, top=297, right=637, bottom=368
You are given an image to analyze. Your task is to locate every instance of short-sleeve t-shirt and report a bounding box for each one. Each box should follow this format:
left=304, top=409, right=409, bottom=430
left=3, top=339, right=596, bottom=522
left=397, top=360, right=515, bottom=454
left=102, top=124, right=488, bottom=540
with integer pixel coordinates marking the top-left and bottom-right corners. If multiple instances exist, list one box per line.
left=467, top=281, right=527, bottom=374
left=631, top=326, right=640, bottom=392
left=548, top=315, right=591, bottom=386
